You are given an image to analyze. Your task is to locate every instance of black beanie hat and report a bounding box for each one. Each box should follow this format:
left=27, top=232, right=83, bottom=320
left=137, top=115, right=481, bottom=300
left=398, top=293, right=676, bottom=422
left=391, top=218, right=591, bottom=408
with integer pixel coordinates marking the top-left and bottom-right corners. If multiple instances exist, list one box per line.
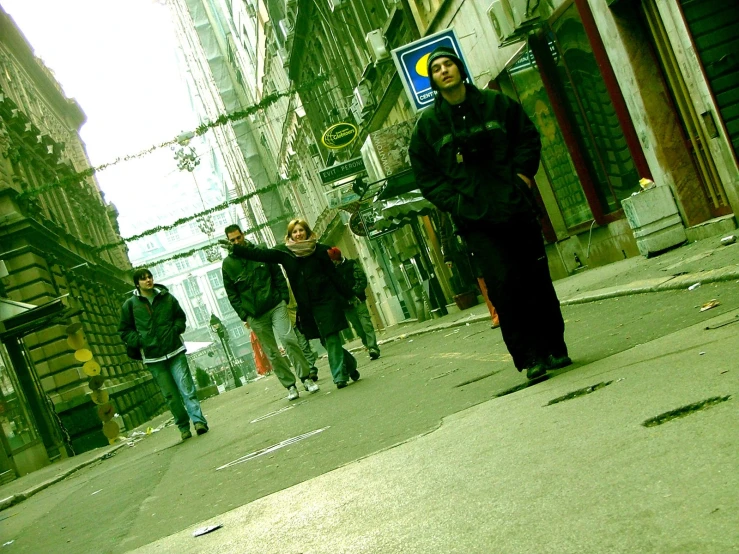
left=426, top=46, right=468, bottom=91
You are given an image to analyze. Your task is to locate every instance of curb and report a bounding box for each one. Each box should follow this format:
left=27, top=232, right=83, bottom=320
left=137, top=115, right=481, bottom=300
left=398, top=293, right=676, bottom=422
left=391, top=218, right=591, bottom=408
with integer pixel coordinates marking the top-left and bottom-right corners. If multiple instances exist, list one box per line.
left=352, top=267, right=739, bottom=348
left=560, top=267, right=739, bottom=306
left=0, top=443, right=126, bottom=512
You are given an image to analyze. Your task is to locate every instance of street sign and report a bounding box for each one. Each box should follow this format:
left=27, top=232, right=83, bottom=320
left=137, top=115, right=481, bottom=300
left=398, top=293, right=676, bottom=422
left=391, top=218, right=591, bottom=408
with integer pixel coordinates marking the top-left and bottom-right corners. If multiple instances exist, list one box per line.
left=319, top=156, right=366, bottom=185
left=391, top=28, right=470, bottom=113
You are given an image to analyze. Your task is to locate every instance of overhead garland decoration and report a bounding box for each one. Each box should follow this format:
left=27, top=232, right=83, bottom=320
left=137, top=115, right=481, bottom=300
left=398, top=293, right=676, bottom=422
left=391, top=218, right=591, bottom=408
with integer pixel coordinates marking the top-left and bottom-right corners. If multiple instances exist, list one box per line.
left=92, top=175, right=297, bottom=253
left=141, top=214, right=287, bottom=269
left=15, top=74, right=329, bottom=202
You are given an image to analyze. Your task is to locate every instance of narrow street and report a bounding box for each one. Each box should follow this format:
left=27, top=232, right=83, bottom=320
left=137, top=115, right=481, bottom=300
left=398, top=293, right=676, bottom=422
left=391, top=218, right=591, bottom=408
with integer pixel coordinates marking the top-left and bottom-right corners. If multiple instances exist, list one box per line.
left=2, top=284, right=737, bottom=553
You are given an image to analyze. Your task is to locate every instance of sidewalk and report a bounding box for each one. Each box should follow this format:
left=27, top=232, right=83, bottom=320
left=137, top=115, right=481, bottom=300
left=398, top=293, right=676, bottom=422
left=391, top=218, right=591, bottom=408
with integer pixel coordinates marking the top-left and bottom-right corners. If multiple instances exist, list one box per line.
left=0, top=412, right=173, bottom=512
left=351, top=231, right=739, bottom=349
left=2, top=231, right=737, bottom=513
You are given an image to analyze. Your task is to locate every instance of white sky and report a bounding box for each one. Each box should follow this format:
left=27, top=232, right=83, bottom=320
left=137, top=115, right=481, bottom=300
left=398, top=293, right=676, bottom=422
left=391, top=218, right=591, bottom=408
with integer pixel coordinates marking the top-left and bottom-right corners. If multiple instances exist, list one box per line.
left=2, top=0, right=200, bottom=234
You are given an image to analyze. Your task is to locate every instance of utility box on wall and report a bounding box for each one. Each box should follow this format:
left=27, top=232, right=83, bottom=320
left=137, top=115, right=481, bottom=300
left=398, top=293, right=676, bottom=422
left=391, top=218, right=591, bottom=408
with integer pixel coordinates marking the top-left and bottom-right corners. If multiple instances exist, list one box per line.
left=621, top=185, right=687, bottom=257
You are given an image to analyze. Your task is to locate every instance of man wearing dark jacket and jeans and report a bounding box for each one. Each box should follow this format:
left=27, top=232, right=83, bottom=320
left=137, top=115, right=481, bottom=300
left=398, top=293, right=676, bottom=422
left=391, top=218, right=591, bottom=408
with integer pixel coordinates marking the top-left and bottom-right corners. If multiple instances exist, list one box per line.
left=327, top=247, right=380, bottom=360
left=119, top=268, right=208, bottom=440
left=408, top=46, right=570, bottom=380
left=222, top=224, right=318, bottom=400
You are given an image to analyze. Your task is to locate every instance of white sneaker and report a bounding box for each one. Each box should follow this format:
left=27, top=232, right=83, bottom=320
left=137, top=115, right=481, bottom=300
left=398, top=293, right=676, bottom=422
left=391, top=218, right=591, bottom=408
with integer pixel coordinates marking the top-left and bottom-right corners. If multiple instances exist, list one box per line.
left=287, top=385, right=299, bottom=401
left=304, top=379, right=320, bottom=393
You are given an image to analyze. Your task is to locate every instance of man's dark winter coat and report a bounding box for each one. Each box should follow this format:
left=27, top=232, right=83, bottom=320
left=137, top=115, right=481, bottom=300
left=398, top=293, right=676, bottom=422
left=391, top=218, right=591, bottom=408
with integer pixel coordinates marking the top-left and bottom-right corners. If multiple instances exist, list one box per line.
left=231, top=242, right=354, bottom=340
left=222, top=254, right=289, bottom=321
left=334, top=258, right=368, bottom=302
left=409, top=84, right=542, bottom=229
left=118, top=285, right=186, bottom=359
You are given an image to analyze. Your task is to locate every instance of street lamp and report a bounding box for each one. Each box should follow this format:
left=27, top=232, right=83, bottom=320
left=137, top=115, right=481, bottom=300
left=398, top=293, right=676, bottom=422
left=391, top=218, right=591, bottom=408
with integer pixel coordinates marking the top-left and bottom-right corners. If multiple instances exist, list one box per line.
left=209, top=313, right=242, bottom=388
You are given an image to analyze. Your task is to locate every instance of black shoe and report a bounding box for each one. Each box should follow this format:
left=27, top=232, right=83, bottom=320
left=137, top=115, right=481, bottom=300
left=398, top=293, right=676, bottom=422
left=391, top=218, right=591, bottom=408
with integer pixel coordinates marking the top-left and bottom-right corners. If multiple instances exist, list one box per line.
left=309, top=367, right=318, bottom=382
left=369, top=350, right=380, bottom=360
left=349, top=368, right=360, bottom=382
left=544, top=354, right=572, bottom=370
left=526, top=363, right=547, bottom=380
left=336, top=381, right=348, bottom=389
left=180, top=429, right=193, bottom=440
left=194, top=422, right=208, bottom=436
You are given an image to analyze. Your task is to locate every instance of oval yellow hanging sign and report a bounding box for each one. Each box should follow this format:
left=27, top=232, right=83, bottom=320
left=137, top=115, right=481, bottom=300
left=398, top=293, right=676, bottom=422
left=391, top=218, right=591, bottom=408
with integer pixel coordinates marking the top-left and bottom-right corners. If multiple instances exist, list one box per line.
left=321, top=122, right=358, bottom=150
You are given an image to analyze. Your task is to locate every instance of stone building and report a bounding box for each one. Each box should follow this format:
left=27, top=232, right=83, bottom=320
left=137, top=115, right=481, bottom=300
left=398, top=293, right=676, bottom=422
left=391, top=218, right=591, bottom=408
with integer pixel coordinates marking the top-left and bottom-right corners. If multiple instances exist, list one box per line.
left=0, top=7, right=166, bottom=478
left=165, top=0, right=737, bottom=330
left=168, top=0, right=290, bottom=245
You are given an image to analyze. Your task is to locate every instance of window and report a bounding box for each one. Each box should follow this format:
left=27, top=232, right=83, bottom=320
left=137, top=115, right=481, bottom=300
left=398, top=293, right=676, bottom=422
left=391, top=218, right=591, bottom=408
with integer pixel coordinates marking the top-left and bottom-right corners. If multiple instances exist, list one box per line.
left=229, top=325, right=245, bottom=339
left=174, top=257, right=190, bottom=272
left=217, top=296, right=235, bottom=317
left=192, top=305, right=208, bottom=325
left=213, top=212, right=228, bottom=227
left=183, top=276, right=201, bottom=298
left=165, top=228, right=179, bottom=242
left=189, top=220, right=200, bottom=235
left=207, top=269, right=223, bottom=289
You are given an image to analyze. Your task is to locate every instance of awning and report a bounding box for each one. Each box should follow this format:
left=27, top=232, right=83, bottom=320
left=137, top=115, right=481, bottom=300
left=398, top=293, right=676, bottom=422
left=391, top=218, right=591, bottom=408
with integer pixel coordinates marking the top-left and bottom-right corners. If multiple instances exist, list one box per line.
left=185, top=341, right=213, bottom=355
left=374, top=190, right=437, bottom=231
left=0, top=297, right=76, bottom=340
left=374, top=169, right=417, bottom=201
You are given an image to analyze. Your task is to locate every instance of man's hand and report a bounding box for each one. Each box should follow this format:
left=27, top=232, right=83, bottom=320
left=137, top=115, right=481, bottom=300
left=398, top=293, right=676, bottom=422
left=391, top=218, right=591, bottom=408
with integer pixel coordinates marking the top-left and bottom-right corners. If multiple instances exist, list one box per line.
left=218, top=239, right=234, bottom=253
left=517, top=174, right=533, bottom=188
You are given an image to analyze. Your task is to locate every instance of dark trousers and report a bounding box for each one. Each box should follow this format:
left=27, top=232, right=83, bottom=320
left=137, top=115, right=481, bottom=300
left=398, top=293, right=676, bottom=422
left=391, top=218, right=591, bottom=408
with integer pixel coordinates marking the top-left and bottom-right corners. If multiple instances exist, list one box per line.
left=463, top=217, right=567, bottom=370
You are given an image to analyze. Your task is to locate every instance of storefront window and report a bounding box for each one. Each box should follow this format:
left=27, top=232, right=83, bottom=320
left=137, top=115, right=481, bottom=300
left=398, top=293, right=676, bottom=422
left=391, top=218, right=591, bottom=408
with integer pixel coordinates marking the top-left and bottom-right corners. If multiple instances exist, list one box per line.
left=506, top=46, right=593, bottom=228
left=550, top=4, right=641, bottom=212
left=0, top=344, right=38, bottom=453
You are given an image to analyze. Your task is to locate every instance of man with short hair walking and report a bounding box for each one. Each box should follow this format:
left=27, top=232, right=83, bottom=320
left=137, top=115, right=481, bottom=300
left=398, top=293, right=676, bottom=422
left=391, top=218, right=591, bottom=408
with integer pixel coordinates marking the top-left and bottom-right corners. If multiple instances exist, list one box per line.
left=222, top=224, right=318, bottom=400
left=119, top=268, right=208, bottom=441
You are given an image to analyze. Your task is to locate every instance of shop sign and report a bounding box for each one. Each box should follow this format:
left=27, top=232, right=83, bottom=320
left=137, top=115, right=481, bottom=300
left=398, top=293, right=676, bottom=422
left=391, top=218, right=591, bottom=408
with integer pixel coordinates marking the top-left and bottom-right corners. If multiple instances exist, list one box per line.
left=391, top=28, right=469, bottom=113
left=319, top=156, right=365, bottom=185
left=321, top=122, right=359, bottom=150
left=325, top=181, right=361, bottom=209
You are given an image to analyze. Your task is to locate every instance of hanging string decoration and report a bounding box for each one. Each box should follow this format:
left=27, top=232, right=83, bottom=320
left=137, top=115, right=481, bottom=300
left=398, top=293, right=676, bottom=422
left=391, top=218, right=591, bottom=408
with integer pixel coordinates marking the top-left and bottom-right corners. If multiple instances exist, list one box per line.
left=15, top=74, right=328, bottom=202
left=93, top=174, right=297, bottom=253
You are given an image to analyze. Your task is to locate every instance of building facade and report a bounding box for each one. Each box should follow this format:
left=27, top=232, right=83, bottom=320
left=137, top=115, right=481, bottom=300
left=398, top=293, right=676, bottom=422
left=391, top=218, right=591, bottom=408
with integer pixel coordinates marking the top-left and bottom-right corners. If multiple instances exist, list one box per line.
left=0, top=7, right=167, bottom=479
left=166, top=0, right=737, bottom=331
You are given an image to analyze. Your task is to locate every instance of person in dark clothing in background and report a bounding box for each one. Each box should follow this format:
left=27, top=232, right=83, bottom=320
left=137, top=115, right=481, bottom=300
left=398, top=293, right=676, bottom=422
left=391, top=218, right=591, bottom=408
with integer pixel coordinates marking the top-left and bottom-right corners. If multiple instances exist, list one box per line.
left=222, top=224, right=318, bottom=401
left=408, top=46, right=570, bottom=380
left=119, top=268, right=208, bottom=441
left=327, top=247, right=380, bottom=360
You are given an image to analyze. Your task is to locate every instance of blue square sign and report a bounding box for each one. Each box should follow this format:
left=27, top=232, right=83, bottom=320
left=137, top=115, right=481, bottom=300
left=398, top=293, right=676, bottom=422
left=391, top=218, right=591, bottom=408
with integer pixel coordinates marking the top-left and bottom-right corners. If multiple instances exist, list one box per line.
left=391, top=29, right=469, bottom=113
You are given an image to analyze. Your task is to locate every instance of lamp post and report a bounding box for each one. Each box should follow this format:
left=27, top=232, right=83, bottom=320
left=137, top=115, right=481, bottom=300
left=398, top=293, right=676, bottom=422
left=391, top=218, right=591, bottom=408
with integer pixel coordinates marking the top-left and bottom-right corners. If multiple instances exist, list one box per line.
left=209, top=313, right=242, bottom=388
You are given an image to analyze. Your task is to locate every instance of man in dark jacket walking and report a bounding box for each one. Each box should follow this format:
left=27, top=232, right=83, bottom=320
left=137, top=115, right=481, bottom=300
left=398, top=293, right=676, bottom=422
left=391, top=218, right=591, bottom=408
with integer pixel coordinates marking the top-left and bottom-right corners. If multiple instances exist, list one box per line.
left=408, top=46, right=570, bottom=380
left=327, top=247, right=380, bottom=360
left=222, top=224, right=318, bottom=400
left=119, top=268, right=208, bottom=440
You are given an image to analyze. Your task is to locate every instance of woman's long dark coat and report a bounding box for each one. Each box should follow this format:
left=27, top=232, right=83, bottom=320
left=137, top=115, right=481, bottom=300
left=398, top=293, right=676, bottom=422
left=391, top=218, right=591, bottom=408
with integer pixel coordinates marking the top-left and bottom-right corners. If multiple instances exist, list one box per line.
left=231, top=242, right=354, bottom=340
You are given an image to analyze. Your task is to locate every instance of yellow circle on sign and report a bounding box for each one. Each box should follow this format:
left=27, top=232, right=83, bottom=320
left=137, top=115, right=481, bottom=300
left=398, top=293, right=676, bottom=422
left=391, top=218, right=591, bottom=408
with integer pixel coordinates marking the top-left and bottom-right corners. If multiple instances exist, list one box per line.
left=82, top=360, right=101, bottom=376
left=91, top=389, right=109, bottom=405
left=416, top=53, right=430, bottom=77
left=74, top=349, right=93, bottom=362
left=102, top=420, right=119, bottom=439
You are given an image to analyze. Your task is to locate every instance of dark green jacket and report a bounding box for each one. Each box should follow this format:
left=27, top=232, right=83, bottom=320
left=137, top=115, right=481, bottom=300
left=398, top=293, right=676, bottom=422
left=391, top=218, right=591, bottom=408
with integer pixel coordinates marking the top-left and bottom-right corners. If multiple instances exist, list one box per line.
left=335, top=258, right=368, bottom=303
left=222, top=253, right=289, bottom=321
left=409, top=84, right=542, bottom=228
left=230, top=242, right=353, bottom=340
left=118, top=285, right=187, bottom=360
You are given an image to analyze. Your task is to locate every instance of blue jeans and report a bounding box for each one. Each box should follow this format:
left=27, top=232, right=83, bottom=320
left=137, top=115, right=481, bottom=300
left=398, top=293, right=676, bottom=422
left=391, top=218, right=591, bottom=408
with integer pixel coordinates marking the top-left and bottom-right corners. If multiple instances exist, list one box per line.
left=248, top=301, right=311, bottom=388
left=345, top=301, right=379, bottom=353
left=323, top=332, right=357, bottom=384
left=147, top=353, right=207, bottom=431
